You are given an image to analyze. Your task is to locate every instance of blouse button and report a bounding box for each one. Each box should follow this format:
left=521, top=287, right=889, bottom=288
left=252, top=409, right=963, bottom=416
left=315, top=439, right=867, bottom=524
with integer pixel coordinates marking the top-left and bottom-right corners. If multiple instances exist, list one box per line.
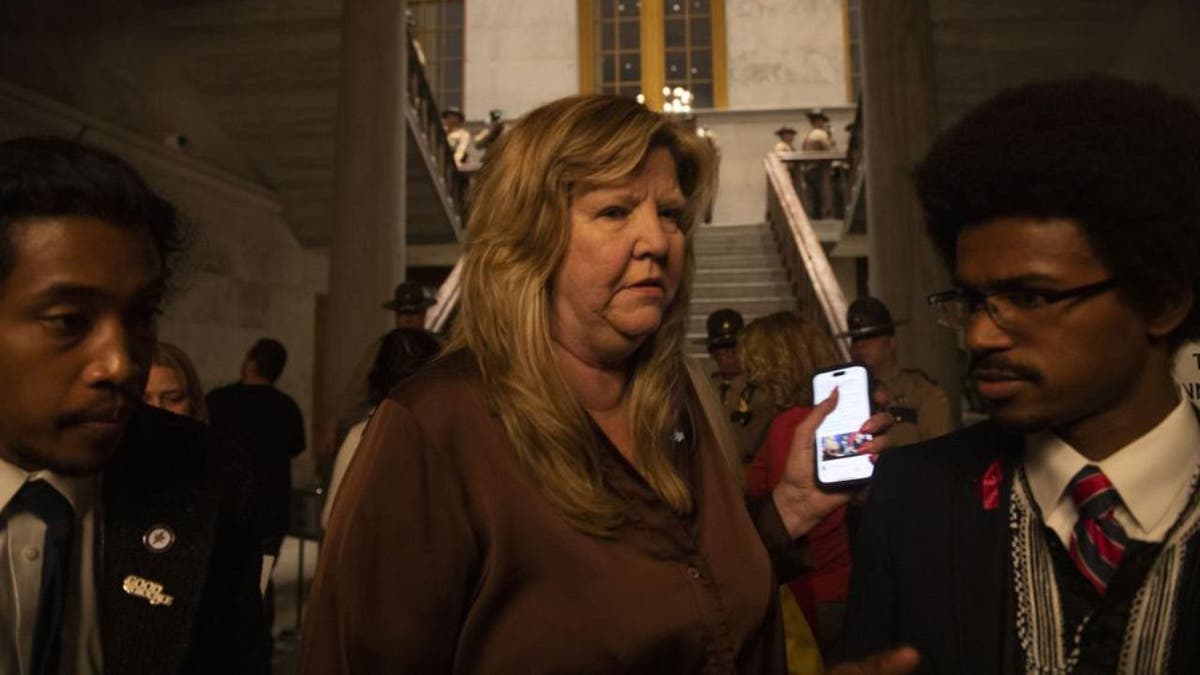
left=23, top=547, right=40, bottom=562
left=687, top=566, right=701, bottom=580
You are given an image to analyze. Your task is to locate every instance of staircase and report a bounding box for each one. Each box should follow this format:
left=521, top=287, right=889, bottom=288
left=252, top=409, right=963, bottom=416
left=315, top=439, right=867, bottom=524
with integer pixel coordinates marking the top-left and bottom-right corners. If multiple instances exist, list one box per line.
left=688, top=223, right=797, bottom=362
left=425, top=99, right=869, bottom=340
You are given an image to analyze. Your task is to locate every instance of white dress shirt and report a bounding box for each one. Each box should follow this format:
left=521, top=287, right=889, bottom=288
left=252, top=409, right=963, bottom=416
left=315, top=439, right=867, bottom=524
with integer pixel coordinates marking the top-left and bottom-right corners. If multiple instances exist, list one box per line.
left=0, top=457, right=101, bottom=675
left=1025, top=399, right=1200, bottom=548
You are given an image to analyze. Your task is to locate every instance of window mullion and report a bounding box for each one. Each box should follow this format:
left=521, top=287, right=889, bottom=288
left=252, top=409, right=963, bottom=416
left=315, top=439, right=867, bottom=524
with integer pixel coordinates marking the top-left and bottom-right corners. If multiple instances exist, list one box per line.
left=640, top=1, right=665, bottom=111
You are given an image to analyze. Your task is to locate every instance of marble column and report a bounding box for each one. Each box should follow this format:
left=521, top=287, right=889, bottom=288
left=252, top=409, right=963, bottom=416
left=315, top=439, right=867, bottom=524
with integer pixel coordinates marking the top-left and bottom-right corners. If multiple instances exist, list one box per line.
left=323, top=0, right=408, bottom=416
left=860, top=0, right=961, bottom=421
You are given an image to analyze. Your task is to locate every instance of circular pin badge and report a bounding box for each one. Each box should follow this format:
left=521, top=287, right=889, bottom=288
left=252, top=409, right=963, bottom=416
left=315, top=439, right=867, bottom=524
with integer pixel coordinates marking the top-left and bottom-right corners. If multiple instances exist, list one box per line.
left=142, top=524, right=176, bottom=553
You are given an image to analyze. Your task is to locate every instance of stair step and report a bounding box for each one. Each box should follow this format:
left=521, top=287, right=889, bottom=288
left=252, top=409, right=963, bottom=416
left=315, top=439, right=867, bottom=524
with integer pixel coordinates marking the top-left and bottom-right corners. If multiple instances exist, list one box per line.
left=692, top=280, right=793, bottom=299
left=693, top=229, right=775, bottom=245
left=691, top=297, right=798, bottom=316
left=689, top=222, right=795, bottom=338
left=694, top=223, right=772, bottom=234
left=694, top=267, right=790, bottom=284
left=693, top=240, right=780, bottom=256
left=696, top=253, right=783, bottom=269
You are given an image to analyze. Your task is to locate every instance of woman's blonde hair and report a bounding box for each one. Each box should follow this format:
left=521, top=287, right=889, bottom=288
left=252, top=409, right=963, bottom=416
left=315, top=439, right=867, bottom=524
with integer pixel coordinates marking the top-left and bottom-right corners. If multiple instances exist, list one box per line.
left=740, top=312, right=840, bottom=409
left=446, top=95, right=716, bottom=537
left=151, top=341, right=208, bottom=421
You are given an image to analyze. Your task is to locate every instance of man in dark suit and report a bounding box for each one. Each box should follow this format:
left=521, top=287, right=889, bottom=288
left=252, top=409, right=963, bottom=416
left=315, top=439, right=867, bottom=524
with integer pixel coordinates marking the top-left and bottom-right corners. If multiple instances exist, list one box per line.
left=844, top=78, right=1200, bottom=673
left=0, top=137, right=266, bottom=673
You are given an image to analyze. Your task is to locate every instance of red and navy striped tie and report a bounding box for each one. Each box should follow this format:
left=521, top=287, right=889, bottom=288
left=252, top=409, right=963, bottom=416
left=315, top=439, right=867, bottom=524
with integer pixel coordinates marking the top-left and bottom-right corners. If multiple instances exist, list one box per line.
left=1067, top=465, right=1128, bottom=595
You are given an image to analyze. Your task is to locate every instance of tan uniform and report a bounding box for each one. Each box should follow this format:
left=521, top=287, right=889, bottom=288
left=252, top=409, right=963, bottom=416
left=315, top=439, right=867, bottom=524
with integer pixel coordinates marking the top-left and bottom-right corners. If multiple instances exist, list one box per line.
left=446, top=127, right=473, bottom=166
left=879, top=368, right=953, bottom=447
left=715, top=372, right=777, bottom=464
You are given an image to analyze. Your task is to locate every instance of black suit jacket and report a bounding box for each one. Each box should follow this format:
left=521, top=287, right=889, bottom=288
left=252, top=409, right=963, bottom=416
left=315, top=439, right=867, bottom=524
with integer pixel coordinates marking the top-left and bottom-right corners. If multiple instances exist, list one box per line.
left=97, top=405, right=268, bottom=674
left=843, top=421, right=1023, bottom=674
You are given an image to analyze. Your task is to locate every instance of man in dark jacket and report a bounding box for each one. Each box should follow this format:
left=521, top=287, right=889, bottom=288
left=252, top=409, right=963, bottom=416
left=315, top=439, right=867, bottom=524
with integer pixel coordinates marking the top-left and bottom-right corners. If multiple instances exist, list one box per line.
left=0, top=136, right=266, bottom=673
left=845, top=78, right=1200, bottom=673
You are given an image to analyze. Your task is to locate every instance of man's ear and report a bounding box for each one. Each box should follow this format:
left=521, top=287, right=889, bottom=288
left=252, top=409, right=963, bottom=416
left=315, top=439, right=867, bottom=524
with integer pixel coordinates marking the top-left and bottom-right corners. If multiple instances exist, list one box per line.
left=1147, top=284, right=1194, bottom=339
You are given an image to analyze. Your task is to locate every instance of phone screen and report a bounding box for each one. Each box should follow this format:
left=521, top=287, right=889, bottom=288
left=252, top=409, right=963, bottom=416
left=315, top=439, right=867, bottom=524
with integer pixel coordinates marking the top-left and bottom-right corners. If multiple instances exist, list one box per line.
left=813, top=364, right=875, bottom=486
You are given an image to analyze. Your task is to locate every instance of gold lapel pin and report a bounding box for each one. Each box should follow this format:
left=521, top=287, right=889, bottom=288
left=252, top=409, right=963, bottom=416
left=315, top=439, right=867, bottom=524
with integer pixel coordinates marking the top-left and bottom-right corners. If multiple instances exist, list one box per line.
left=122, top=574, right=175, bottom=607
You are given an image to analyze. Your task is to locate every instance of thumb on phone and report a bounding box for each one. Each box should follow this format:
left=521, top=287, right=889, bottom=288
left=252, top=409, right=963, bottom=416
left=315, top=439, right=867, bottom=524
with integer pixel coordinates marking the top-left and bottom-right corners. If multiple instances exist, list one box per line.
left=784, top=385, right=838, bottom=479
left=806, top=385, right=839, bottom=424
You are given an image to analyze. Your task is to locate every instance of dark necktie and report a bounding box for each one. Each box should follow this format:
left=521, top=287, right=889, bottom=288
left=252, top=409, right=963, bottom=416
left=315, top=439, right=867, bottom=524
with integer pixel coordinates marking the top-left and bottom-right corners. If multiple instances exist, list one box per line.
left=1066, top=465, right=1128, bottom=595
left=8, top=480, right=75, bottom=675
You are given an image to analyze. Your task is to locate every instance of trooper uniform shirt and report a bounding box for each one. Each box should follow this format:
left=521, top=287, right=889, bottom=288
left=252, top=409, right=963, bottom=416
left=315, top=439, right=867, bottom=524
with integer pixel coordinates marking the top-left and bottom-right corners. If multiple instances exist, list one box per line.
left=717, top=373, right=776, bottom=464
left=878, top=368, right=952, bottom=447
left=711, top=371, right=744, bottom=409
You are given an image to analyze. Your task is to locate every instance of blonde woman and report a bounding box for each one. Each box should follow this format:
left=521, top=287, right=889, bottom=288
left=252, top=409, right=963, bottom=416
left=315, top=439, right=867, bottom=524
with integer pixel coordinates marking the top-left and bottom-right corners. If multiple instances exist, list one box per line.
left=741, top=312, right=852, bottom=665
left=301, top=96, right=908, bottom=674
left=143, top=341, right=207, bottom=421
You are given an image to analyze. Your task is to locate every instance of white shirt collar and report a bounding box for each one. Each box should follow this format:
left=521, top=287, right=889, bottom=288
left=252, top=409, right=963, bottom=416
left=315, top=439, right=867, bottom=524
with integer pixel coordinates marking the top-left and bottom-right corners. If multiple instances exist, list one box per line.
left=0, top=453, right=99, bottom=516
left=1025, top=399, right=1200, bottom=533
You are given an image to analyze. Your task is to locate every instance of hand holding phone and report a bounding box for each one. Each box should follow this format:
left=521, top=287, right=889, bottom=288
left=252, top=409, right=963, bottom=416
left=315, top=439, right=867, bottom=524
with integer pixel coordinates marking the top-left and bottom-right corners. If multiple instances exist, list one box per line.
left=813, top=363, right=875, bottom=490
left=771, top=366, right=895, bottom=537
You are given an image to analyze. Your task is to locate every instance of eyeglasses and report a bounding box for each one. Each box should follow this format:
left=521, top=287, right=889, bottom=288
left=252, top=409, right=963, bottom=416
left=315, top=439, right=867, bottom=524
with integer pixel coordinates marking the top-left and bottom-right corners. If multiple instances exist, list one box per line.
left=927, top=278, right=1118, bottom=331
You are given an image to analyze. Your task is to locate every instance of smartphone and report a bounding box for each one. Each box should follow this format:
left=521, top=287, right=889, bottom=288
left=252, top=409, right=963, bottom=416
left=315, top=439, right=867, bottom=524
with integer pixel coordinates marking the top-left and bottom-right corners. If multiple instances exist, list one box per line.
left=812, top=363, right=875, bottom=490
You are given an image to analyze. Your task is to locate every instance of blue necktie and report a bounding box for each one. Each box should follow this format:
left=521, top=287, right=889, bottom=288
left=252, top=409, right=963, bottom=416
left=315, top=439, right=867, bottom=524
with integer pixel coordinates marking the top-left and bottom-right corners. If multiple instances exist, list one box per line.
left=8, top=480, right=75, bottom=675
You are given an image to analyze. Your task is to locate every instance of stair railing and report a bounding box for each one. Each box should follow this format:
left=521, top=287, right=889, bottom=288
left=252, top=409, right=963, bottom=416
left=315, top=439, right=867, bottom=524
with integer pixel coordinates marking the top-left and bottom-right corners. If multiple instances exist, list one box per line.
left=404, top=31, right=468, bottom=239
left=403, top=31, right=469, bottom=334
left=424, top=257, right=463, bottom=334
left=764, top=151, right=852, bottom=360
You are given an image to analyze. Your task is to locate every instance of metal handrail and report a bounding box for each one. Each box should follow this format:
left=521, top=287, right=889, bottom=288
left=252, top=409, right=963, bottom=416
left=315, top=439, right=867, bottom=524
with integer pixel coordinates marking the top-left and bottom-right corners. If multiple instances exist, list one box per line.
left=404, top=31, right=468, bottom=238
left=763, top=152, right=851, bottom=360
left=403, top=31, right=468, bottom=334
left=424, top=257, right=463, bottom=334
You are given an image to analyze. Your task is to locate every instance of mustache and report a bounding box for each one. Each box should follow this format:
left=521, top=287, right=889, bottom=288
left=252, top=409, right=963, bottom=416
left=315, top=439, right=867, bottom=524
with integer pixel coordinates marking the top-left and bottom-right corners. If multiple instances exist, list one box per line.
left=969, top=354, right=1044, bottom=383
left=56, top=391, right=138, bottom=428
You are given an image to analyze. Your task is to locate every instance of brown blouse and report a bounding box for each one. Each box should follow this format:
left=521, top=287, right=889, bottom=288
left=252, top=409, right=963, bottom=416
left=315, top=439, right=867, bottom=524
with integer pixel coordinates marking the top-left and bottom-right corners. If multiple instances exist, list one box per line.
left=301, top=354, right=787, bottom=674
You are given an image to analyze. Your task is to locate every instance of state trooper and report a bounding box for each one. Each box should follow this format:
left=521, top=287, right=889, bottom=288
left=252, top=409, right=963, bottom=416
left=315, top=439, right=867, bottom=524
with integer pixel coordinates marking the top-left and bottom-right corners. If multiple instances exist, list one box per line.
left=704, top=308, right=744, bottom=404
left=839, top=297, right=954, bottom=446
left=702, top=309, right=775, bottom=464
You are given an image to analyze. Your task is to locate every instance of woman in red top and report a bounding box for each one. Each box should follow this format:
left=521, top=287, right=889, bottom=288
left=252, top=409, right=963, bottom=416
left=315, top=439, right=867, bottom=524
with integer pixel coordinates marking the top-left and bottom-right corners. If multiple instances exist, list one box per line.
left=741, top=312, right=852, bottom=663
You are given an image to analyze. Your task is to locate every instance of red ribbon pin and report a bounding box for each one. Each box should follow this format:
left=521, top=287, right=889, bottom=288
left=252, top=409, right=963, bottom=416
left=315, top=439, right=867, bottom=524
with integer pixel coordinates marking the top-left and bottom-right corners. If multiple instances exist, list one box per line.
left=980, top=461, right=1002, bottom=511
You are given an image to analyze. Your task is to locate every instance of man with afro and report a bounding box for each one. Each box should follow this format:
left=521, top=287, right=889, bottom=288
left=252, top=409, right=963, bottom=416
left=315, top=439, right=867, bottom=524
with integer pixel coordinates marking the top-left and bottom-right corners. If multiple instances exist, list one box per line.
left=844, top=78, right=1200, bottom=673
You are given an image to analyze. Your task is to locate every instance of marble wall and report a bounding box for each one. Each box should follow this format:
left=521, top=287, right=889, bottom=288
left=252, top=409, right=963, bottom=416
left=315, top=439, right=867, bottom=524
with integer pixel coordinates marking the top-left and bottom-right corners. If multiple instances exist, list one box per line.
left=696, top=104, right=855, bottom=226
left=725, top=0, right=850, bottom=109
left=462, top=0, right=851, bottom=118
left=463, top=0, right=581, bottom=121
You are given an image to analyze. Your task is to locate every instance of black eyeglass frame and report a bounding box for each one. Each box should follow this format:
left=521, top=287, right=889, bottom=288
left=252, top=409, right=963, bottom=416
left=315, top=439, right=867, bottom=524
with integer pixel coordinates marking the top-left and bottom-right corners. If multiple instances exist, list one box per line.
left=926, top=278, right=1119, bottom=330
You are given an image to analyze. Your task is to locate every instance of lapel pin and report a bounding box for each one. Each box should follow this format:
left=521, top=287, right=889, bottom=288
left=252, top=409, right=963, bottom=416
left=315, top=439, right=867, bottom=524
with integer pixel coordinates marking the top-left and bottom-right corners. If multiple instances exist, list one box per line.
left=122, top=574, right=175, bottom=607
left=142, top=524, right=175, bottom=553
left=979, top=461, right=1003, bottom=511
